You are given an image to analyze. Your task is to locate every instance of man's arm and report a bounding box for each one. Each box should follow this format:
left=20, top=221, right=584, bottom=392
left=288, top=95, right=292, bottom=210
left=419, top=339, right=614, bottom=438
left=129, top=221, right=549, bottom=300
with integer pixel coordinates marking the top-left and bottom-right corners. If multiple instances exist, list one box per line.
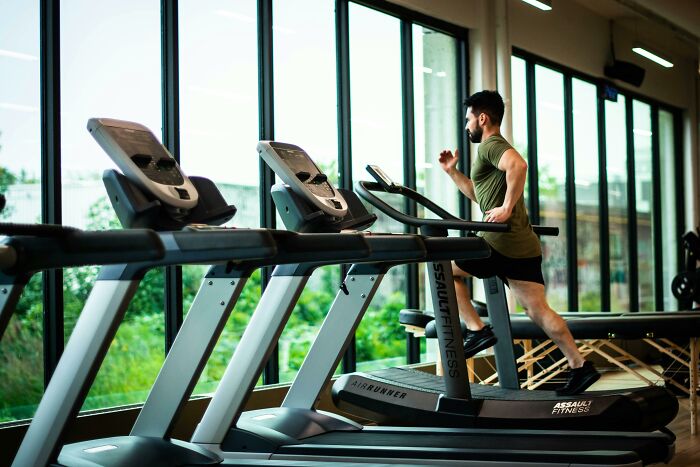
left=439, top=149, right=478, bottom=203
left=484, top=148, right=528, bottom=223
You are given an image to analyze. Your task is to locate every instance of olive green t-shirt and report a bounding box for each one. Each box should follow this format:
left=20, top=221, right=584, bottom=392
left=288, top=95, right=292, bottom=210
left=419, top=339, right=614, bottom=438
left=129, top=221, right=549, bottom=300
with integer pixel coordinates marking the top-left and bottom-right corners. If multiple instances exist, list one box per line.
left=471, top=134, right=541, bottom=258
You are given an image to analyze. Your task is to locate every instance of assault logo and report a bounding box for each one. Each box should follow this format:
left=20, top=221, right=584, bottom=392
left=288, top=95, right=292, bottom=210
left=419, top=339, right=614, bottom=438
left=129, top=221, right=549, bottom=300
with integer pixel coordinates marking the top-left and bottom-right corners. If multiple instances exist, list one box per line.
left=552, top=400, right=593, bottom=415
left=350, top=380, right=408, bottom=399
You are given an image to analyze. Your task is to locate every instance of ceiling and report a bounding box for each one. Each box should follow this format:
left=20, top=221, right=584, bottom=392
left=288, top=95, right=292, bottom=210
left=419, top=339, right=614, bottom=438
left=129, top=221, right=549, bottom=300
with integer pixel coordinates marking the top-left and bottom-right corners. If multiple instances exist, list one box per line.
left=574, top=0, right=700, bottom=55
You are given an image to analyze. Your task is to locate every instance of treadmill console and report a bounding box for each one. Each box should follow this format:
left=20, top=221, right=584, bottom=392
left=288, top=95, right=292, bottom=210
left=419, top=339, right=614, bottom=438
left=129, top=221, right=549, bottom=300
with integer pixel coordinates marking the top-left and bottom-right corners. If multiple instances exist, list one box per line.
left=366, top=164, right=400, bottom=193
left=258, top=141, right=347, bottom=218
left=87, top=118, right=198, bottom=210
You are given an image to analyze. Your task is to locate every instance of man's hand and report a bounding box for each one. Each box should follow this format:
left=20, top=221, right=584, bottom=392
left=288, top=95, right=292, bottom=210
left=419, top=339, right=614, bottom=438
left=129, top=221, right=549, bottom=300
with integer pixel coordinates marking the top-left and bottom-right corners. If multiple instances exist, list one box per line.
left=439, top=149, right=460, bottom=174
left=484, top=205, right=512, bottom=223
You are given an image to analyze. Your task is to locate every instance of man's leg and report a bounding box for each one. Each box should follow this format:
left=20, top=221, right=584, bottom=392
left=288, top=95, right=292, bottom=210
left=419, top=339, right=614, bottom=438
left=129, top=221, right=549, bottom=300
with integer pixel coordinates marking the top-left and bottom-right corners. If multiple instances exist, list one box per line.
left=451, top=261, right=486, bottom=331
left=452, top=262, right=497, bottom=358
left=507, top=279, right=584, bottom=369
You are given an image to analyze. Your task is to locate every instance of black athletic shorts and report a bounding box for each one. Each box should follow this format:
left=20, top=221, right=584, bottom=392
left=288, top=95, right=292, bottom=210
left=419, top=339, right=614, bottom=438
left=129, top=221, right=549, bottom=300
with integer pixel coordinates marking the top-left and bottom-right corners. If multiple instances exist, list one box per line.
left=454, top=246, right=545, bottom=286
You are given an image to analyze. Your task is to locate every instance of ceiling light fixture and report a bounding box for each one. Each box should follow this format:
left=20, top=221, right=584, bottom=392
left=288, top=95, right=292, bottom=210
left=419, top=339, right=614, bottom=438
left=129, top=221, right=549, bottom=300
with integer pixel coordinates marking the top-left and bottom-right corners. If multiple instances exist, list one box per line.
left=632, top=45, right=673, bottom=68
left=520, top=0, right=552, bottom=11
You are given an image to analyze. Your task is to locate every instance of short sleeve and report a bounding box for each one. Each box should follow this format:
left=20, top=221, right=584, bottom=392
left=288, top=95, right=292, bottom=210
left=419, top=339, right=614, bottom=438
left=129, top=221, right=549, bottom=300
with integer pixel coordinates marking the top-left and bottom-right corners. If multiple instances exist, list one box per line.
left=485, top=138, right=513, bottom=168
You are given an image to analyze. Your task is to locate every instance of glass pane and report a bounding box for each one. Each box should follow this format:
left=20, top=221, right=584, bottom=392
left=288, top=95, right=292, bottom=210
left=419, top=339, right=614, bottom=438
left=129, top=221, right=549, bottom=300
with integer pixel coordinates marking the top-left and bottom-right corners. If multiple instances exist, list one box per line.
left=349, top=3, right=406, bottom=369
left=0, top=0, right=42, bottom=422
left=572, top=79, right=600, bottom=311
left=412, top=24, right=460, bottom=337
left=633, top=100, right=654, bottom=311
left=511, top=56, right=528, bottom=204
left=606, top=96, right=629, bottom=311
left=535, top=65, right=567, bottom=311
left=659, top=110, right=678, bottom=310
left=272, top=0, right=339, bottom=383
left=178, top=0, right=261, bottom=392
left=60, top=0, right=165, bottom=411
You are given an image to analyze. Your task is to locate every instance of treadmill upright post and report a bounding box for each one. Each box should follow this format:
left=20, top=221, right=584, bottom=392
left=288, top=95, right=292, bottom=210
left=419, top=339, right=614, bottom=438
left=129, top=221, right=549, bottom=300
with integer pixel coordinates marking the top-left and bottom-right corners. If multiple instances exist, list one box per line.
left=192, top=268, right=309, bottom=446
left=483, top=276, right=520, bottom=389
left=283, top=265, right=384, bottom=409
left=11, top=272, right=142, bottom=467
left=131, top=265, right=250, bottom=438
left=425, top=261, right=471, bottom=399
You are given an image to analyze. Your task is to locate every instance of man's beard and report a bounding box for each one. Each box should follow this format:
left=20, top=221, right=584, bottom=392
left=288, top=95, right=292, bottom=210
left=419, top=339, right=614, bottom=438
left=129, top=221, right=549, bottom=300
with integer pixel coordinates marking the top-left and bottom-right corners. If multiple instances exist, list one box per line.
left=467, top=124, right=483, bottom=143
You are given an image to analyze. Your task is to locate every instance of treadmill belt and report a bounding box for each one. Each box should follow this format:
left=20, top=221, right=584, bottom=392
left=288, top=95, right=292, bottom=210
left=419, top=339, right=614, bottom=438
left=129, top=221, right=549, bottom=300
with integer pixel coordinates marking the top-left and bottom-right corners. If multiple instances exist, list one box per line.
left=368, top=367, right=631, bottom=400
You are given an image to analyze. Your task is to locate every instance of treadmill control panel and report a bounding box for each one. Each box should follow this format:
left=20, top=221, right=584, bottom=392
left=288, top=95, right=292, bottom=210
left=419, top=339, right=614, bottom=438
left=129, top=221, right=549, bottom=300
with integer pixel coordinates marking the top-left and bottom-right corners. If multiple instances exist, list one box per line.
left=258, top=141, right=348, bottom=218
left=88, top=118, right=198, bottom=210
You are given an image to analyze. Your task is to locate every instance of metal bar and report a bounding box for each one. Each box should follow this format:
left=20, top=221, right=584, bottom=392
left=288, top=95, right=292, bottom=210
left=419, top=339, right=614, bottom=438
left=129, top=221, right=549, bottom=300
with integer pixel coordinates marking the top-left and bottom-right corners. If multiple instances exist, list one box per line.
left=400, top=20, right=420, bottom=364
left=133, top=273, right=249, bottom=438
left=597, top=87, right=611, bottom=311
left=457, top=38, right=470, bottom=221
left=483, top=277, right=519, bottom=389
left=12, top=278, right=142, bottom=467
left=40, top=0, right=63, bottom=385
left=563, top=75, right=578, bottom=311
left=650, top=105, right=664, bottom=311
left=284, top=271, right=384, bottom=409
left=257, top=0, right=278, bottom=384
left=626, top=97, right=639, bottom=312
left=673, top=109, right=685, bottom=308
left=192, top=274, right=309, bottom=444
left=336, top=0, right=357, bottom=373
left=161, top=0, right=183, bottom=352
left=525, top=60, right=539, bottom=224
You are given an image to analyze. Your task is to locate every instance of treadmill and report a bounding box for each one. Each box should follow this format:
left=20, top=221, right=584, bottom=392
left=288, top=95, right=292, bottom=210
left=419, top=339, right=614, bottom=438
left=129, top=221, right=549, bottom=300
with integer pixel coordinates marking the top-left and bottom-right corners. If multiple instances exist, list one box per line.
left=11, top=119, right=375, bottom=467
left=187, top=142, right=675, bottom=466
left=330, top=167, right=678, bottom=432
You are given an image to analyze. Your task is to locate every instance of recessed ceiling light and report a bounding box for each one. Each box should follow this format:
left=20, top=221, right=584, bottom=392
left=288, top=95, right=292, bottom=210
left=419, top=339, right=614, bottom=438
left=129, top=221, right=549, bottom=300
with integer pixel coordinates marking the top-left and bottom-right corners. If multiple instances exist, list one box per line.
left=521, top=0, right=552, bottom=11
left=632, top=45, right=673, bottom=68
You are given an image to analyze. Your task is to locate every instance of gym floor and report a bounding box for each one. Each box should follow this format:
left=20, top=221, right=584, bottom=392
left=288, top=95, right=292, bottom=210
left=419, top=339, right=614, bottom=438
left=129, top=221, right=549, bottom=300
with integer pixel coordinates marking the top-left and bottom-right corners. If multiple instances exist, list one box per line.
left=593, top=368, right=698, bottom=466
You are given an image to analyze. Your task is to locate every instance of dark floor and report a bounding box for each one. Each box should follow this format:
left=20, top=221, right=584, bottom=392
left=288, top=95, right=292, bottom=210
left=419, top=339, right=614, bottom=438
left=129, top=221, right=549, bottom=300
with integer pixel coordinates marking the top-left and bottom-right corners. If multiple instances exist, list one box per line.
left=666, top=401, right=699, bottom=466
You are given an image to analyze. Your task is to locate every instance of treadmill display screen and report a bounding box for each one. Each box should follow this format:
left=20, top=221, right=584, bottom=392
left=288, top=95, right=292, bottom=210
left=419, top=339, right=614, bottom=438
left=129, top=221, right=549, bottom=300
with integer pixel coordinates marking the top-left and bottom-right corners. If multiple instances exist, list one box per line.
left=273, top=145, right=335, bottom=198
left=103, top=126, right=185, bottom=186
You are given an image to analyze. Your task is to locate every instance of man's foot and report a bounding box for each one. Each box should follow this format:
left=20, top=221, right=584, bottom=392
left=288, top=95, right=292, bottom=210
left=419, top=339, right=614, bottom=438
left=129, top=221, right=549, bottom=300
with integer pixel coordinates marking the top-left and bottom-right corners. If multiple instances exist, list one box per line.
left=463, top=325, right=498, bottom=358
left=555, top=361, right=601, bottom=396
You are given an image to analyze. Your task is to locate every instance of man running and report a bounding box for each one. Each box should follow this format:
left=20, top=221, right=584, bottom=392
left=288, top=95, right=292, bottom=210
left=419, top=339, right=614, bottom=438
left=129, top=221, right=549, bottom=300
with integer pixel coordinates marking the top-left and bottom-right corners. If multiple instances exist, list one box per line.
left=439, top=90, right=599, bottom=395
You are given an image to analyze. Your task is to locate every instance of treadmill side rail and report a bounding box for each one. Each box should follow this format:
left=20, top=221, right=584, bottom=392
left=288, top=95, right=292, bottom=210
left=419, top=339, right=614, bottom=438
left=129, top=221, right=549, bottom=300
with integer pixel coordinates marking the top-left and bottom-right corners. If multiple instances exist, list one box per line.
left=132, top=273, right=249, bottom=437
left=12, top=279, right=141, bottom=467
left=192, top=274, right=309, bottom=445
left=283, top=271, right=383, bottom=409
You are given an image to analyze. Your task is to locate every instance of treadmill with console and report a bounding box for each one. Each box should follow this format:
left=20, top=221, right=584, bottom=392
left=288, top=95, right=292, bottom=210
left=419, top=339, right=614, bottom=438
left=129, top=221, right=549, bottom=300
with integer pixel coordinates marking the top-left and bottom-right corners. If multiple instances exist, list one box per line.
left=186, top=142, right=676, bottom=466
left=10, top=119, right=377, bottom=467
left=329, top=166, right=678, bottom=433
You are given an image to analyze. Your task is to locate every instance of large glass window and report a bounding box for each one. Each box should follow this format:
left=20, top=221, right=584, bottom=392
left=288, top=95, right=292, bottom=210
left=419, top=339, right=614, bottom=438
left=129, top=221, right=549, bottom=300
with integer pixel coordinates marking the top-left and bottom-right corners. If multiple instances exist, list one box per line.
left=659, top=110, right=678, bottom=310
left=0, top=0, right=42, bottom=422
left=534, top=65, right=567, bottom=311
left=60, top=0, right=165, bottom=411
left=511, top=56, right=528, bottom=203
left=633, top=100, right=655, bottom=311
left=572, top=79, right=601, bottom=311
left=349, top=3, right=406, bottom=370
left=273, top=0, right=340, bottom=382
left=605, top=96, right=629, bottom=311
left=178, top=0, right=262, bottom=394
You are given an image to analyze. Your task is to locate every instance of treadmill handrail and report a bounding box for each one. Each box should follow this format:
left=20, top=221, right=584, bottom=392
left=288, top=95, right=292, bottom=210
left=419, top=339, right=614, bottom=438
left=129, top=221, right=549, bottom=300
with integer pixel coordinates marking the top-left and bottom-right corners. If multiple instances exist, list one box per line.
left=355, top=181, right=559, bottom=237
left=2, top=228, right=165, bottom=274
left=356, top=181, right=508, bottom=232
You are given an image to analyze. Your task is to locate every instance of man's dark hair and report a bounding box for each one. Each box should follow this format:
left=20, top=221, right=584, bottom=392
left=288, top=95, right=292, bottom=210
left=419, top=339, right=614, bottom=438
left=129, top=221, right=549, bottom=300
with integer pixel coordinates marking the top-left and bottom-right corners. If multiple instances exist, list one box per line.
left=464, top=90, right=505, bottom=125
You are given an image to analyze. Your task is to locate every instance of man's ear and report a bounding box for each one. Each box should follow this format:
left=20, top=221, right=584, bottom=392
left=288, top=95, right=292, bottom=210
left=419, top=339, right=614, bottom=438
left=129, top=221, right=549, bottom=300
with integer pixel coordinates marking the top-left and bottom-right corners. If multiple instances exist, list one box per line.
left=479, top=113, right=488, bottom=125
